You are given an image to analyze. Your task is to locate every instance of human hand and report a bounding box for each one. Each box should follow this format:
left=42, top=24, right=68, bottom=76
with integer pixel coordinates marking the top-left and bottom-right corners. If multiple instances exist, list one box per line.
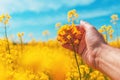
left=63, top=20, right=106, bottom=68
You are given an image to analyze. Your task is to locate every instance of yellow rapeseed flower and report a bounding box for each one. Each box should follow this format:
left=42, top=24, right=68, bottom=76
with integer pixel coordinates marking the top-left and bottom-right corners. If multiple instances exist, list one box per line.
left=99, top=25, right=114, bottom=40
left=67, top=35, right=71, bottom=40
left=98, top=29, right=104, bottom=33
left=106, top=25, right=112, bottom=31
left=111, top=14, right=119, bottom=21
left=57, top=25, right=82, bottom=45
left=68, top=9, right=76, bottom=18
left=67, top=9, right=79, bottom=23
left=55, top=22, right=61, bottom=29
left=0, top=15, right=4, bottom=22
left=4, top=19, right=9, bottom=25
left=111, top=14, right=119, bottom=24
left=42, top=30, right=50, bottom=36
left=74, top=13, right=79, bottom=18
left=74, top=39, right=79, bottom=44
left=0, top=14, right=11, bottom=24
left=110, top=34, right=113, bottom=39
left=60, top=31, right=66, bottom=36
left=6, top=14, right=11, bottom=19
left=17, top=32, right=24, bottom=38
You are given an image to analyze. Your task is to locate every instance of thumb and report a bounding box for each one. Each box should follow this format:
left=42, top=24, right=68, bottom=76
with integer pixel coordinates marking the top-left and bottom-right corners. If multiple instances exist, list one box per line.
left=80, top=20, right=106, bottom=44
left=80, top=20, right=100, bottom=35
left=80, top=20, right=95, bottom=32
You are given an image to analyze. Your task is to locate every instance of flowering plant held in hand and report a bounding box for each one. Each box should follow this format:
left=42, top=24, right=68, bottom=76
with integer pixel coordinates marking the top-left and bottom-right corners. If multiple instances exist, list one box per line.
left=57, top=9, right=84, bottom=80
left=57, top=9, right=84, bottom=52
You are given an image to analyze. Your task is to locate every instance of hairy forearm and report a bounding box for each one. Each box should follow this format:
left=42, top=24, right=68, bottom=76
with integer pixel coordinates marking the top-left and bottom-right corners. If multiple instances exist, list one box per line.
left=95, top=44, right=120, bottom=80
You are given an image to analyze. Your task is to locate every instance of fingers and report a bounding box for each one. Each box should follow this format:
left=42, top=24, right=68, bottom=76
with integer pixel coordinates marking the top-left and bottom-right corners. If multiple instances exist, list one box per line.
left=78, top=32, right=86, bottom=55
left=62, top=44, right=73, bottom=51
left=76, top=26, right=85, bottom=34
left=80, top=20, right=94, bottom=30
left=80, top=20, right=99, bottom=34
left=80, top=20, right=103, bottom=39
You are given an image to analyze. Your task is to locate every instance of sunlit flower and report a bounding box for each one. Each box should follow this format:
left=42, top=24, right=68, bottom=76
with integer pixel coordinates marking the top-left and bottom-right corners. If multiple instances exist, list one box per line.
left=57, top=24, right=82, bottom=45
left=111, top=14, right=119, bottom=24
left=111, top=14, right=119, bottom=21
left=0, top=16, right=4, bottom=22
left=57, top=9, right=82, bottom=45
left=42, top=30, right=50, bottom=36
left=68, top=9, right=76, bottom=18
left=4, top=19, right=9, bottom=24
left=55, top=22, right=61, bottom=29
left=74, top=39, right=79, bottom=44
left=99, top=25, right=114, bottom=41
left=0, top=14, right=11, bottom=24
left=67, top=35, right=71, bottom=40
left=67, top=9, right=79, bottom=23
left=0, top=14, right=5, bottom=22
left=17, top=32, right=24, bottom=38
left=6, top=14, right=11, bottom=19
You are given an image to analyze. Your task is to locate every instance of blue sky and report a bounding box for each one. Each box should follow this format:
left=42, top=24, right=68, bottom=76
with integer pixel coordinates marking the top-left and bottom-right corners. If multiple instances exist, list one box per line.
left=0, top=0, right=120, bottom=42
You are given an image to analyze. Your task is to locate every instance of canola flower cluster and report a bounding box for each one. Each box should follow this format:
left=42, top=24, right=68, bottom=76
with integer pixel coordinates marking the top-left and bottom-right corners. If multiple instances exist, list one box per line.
left=0, top=11, right=119, bottom=80
left=57, top=10, right=84, bottom=80
left=17, top=32, right=24, bottom=38
left=57, top=9, right=83, bottom=46
left=0, top=14, right=11, bottom=24
left=57, top=24, right=83, bottom=45
left=99, top=25, right=114, bottom=42
left=111, top=14, right=119, bottom=24
left=67, top=9, right=79, bottom=23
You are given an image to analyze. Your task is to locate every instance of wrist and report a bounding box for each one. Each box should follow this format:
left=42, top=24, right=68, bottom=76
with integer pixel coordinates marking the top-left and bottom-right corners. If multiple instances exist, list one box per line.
left=94, top=43, right=108, bottom=69
left=93, top=43, right=120, bottom=80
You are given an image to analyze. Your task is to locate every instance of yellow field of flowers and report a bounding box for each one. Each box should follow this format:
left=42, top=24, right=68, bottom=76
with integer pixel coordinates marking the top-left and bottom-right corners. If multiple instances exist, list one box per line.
left=0, top=39, right=113, bottom=80
left=0, top=10, right=120, bottom=80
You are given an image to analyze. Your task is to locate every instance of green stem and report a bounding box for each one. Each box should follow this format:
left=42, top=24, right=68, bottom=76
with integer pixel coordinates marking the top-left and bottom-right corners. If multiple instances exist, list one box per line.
left=4, top=24, right=10, bottom=54
left=106, top=31, right=108, bottom=43
left=71, top=43, right=81, bottom=80
left=104, top=28, right=108, bottom=43
left=115, top=24, right=119, bottom=46
left=46, top=35, right=49, bottom=41
left=20, top=37, right=23, bottom=54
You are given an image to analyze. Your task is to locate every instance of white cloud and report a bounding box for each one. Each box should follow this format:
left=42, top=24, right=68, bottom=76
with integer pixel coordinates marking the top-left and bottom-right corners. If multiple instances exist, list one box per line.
left=9, top=5, right=120, bottom=29
left=0, top=0, right=95, bottom=14
left=61, top=0, right=95, bottom=6
left=79, top=6, right=120, bottom=19
left=79, top=10, right=111, bottom=19
left=10, top=13, right=66, bottom=29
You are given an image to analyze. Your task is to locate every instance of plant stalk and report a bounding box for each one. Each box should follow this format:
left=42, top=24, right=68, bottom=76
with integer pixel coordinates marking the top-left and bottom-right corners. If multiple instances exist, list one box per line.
left=4, top=24, right=10, bottom=54
left=71, top=43, right=81, bottom=80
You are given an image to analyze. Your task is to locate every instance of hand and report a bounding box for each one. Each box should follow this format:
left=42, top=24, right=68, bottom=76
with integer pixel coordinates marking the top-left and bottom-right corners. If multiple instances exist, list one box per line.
left=63, top=20, right=106, bottom=68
